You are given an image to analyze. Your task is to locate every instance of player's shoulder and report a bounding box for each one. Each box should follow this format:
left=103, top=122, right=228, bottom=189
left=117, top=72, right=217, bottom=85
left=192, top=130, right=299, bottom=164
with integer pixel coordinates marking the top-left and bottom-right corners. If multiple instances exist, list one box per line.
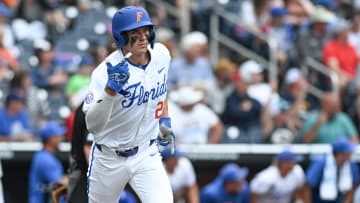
left=151, top=42, right=170, bottom=58
left=257, top=165, right=278, bottom=178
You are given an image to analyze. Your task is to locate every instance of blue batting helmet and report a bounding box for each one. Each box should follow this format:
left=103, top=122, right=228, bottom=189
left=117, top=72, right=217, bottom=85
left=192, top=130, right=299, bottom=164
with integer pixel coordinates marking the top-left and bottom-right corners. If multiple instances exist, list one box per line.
left=112, top=6, right=155, bottom=48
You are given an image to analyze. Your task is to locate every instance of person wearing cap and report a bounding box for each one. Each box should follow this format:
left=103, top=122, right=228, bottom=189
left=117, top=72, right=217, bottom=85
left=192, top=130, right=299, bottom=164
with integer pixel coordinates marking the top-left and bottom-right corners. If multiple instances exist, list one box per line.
left=301, top=92, right=358, bottom=144
left=30, top=39, right=67, bottom=90
left=0, top=91, right=33, bottom=142
left=28, top=120, right=68, bottom=203
left=8, top=70, right=52, bottom=134
left=265, top=6, right=297, bottom=70
left=250, top=149, right=305, bottom=203
left=169, top=85, right=223, bottom=144
left=304, top=137, right=360, bottom=203
left=296, top=5, right=334, bottom=65
left=167, top=31, right=215, bottom=92
left=222, top=65, right=272, bottom=143
left=206, top=58, right=237, bottom=115
left=275, top=68, right=319, bottom=139
left=239, top=60, right=280, bottom=116
left=200, top=163, right=250, bottom=203
left=161, top=147, right=199, bottom=203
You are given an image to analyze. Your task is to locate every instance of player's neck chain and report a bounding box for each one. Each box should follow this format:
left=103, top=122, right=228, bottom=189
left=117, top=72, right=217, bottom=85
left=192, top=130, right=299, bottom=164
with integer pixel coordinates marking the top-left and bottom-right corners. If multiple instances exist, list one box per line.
left=121, top=74, right=167, bottom=108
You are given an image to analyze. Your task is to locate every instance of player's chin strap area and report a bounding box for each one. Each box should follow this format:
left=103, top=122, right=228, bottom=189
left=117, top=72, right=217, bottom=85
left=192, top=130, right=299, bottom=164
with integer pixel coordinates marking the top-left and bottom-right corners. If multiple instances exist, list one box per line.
left=94, top=139, right=156, bottom=158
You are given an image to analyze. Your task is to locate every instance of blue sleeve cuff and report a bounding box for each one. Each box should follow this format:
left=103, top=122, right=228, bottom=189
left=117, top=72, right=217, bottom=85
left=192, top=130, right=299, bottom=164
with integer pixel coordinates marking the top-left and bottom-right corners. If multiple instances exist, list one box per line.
left=159, top=117, right=171, bottom=128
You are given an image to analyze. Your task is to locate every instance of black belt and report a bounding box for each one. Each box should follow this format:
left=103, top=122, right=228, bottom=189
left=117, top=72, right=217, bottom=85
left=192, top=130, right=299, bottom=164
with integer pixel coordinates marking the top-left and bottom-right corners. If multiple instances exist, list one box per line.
left=95, top=139, right=156, bottom=157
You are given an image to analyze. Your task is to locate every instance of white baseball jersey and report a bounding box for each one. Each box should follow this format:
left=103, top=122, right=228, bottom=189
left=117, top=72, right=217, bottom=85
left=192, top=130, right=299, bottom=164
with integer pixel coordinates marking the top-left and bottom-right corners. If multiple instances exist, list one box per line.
left=169, top=101, right=219, bottom=144
left=83, top=43, right=170, bottom=148
left=250, top=164, right=305, bottom=203
left=167, top=157, right=196, bottom=193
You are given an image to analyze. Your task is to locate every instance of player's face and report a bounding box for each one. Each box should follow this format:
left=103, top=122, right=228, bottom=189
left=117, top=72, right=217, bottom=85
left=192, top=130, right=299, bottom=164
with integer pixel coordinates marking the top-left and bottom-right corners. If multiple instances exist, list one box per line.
left=125, top=26, right=150, bottom=54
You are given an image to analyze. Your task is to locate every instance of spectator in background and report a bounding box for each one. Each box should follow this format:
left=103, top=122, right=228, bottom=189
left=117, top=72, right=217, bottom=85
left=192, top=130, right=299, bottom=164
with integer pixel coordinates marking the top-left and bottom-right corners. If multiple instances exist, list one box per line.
left=296, top=5, right=334, bottom=91
left=240, top=60, right=279, bottom=116
left=304, top=137, right=360, bottom=203
left=8, top=70, right=51, bottom=133
left=207, top=58, right=236, bottom=115
left=31, top=39, right=67, bottom=90
left=0, top=91, right=33, bottom=141
left=323, top=18, right=358, bottom=92
left=296, top=5, right=333, bottom=64
left=277, top=68, right=319, bottom=137
left=200, top=163, right=250, bottom=203
left=250, top=149, right=305, bottom=203
left=161, top=147, right=199, bottom=203
left=65, top=54, right=94, bottom=110
left=28, top=121, right=68, bottom=203
left=169, top=86, right=223, bottom=144
left=301, top=92, right=359, bottom=144
left=263, top=6, right=297, bottom=71
left=221, top=67, right=272, bottom=143
left=167, top=31, right=215, bottom=92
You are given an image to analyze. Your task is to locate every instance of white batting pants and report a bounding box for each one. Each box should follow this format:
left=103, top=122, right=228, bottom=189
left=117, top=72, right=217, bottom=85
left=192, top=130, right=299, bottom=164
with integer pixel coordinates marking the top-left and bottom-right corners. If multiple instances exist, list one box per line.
left=87, top=142, right=173, bottom=203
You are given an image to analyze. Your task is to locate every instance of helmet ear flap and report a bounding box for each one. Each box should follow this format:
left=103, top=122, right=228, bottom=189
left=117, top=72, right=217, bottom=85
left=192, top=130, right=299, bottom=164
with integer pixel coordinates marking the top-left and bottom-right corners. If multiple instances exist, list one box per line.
left=121, top=32, right=129, bottom=47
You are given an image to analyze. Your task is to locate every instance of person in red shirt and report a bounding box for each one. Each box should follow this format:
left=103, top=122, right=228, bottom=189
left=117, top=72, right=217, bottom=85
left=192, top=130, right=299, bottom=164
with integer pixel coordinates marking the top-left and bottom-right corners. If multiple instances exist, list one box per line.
left=323, top=19, right=358, bottom=92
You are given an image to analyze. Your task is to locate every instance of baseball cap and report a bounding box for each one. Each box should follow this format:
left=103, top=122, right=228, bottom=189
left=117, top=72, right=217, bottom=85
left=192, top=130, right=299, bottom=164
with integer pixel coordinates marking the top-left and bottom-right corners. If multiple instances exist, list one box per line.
left=270, top=7, right=289, bottom=17
left=80, top=54, right=95, bottom=66
left=5, top=91, right=25, bottom=104
left=39, top=121, right=66, bottom=140
left=169, top=86, right=204, bottom=106
left=332, top=137, right=356, bottom=154
left=161, top=147, right=185, bottom=160
left=285, top=68, right=302, bottom=85
left=239, top=60, right=263, bottom=83
left=220, top=163, right=248, bottom=183
left=276, top=149, right=301, bottom=162
left=181, top=31, right=208, bottom=51
left=310, top=6, right=334, bottom=24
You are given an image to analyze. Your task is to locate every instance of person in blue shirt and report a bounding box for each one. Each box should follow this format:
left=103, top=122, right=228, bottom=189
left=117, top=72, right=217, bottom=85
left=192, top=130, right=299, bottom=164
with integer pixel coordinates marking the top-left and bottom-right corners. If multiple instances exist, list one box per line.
left=304, top=137, right=360, bottom=203
left=200, top=163, right=250, bottom=203
left=28, top=121, right=68, bottom=203
left=0, top=91, right=33, bottom=141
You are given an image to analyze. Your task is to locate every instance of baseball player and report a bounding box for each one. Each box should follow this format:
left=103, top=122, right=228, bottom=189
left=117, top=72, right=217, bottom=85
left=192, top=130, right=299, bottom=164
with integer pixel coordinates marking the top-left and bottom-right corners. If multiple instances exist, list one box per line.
left=83, top=6, right=174, bottom=203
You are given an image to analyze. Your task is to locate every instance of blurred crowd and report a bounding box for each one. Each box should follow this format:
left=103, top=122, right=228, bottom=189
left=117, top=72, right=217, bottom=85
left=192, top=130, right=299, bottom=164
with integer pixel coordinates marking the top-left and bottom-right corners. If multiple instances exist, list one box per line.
left=1, top=0, right=360, bottom=202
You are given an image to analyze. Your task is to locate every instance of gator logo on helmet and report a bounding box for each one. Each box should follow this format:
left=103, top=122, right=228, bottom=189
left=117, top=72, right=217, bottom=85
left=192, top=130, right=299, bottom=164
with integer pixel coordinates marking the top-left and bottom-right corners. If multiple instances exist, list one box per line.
left=137, top=11, right=143, bottom=23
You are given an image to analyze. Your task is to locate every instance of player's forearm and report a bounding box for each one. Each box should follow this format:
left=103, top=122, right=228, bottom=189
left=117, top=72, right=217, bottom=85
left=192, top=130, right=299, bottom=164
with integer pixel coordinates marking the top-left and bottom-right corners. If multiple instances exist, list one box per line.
left=187, top=184, right=199, bottom=203
left=208, top=121, right=223, bottom=144
left=160, top=99, right=169, bottom=117
left=302, top=184, right=312, bottom=203
left=344, top=189, right=355, bottom=203
left=85, top=93, right=116, bottom=134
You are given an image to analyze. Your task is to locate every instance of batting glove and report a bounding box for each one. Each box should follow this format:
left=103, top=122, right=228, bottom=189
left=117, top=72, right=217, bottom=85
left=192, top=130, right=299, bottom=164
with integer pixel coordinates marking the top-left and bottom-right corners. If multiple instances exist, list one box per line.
left=106, top=60, right=130, bottom=93
left=158, top=117, right=175, bottom=154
